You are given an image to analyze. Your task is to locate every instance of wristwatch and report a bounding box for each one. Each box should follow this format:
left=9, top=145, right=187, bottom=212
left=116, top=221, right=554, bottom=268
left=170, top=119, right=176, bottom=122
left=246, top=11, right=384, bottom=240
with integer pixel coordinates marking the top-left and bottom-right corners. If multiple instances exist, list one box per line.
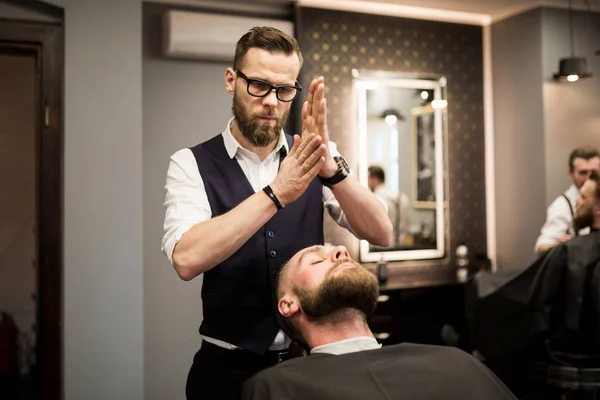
left=318, top=156, right=350, bottom=187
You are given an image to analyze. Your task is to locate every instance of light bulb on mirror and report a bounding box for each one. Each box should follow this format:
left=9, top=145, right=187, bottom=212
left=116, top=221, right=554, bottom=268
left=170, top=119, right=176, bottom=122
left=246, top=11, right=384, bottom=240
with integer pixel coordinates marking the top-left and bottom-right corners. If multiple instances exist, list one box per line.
left=384, top=114, right=398, bottom=125
left=431, top=99, right=448, bottom=109
left=567, top=74, right=579, bottom=82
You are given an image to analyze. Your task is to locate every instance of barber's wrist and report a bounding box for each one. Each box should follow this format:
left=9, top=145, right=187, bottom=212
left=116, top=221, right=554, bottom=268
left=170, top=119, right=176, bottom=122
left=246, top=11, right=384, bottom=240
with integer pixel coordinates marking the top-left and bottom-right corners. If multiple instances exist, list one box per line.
left=265, top=184, right=285, bottom=209
left=318, top=158, right=339, bottom=178
left=318, top=156, right=350, bottom=187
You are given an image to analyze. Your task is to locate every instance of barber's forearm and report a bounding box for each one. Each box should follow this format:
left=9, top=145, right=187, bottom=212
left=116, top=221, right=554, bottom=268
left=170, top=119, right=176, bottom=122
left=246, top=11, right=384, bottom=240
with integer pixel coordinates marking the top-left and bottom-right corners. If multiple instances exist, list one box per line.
left=172, top=191, right=278, bottom=281
left=332, top=177, right=393, bottom=247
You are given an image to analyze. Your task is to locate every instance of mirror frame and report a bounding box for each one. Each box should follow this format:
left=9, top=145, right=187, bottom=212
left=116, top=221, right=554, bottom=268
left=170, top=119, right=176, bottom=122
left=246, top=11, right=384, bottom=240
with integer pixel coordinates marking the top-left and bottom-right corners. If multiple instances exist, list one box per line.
left=353, top=70, right=449, bottom=263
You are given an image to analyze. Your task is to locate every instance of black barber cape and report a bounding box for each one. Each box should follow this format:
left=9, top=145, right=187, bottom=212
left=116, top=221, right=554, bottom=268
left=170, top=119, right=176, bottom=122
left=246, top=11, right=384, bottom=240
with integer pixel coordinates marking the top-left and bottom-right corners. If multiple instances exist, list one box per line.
left=241, top=343, right=516, bottom=400
left=472, top=230, right=600, bottom=360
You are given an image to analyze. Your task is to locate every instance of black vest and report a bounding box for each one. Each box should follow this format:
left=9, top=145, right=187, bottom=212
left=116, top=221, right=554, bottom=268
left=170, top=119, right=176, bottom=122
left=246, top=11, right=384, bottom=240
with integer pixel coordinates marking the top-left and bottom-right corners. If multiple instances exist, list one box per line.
left=190, top=133, right=324, bottom=355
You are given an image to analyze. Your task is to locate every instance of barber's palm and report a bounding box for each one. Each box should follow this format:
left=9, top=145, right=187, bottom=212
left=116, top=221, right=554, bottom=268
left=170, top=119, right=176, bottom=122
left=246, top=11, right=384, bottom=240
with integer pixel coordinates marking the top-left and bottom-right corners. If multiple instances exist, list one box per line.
left=271, top=134, right=326, bottom=206
left=302, top=77, right=337, bottom=177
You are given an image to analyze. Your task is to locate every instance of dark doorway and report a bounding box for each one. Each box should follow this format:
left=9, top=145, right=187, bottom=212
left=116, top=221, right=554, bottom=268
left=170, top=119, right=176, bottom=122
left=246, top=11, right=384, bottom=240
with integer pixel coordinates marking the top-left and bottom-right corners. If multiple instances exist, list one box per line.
left=0, top=9, right=63, bottom=400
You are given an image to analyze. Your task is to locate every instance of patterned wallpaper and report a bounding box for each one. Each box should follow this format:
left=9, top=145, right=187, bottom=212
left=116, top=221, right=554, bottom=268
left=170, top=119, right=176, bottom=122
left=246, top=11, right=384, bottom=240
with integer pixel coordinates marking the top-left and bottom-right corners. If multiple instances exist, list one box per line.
left=297, top=7, right=486, bottom=265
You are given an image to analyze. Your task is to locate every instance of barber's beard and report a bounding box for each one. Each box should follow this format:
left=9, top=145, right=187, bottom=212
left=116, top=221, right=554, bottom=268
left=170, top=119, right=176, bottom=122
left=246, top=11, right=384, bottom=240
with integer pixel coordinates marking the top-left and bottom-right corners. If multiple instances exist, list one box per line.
left=232, top=92, right=289, bottom=148
left=573, top=209, right=594, bottom=232
left=294, top=259, right=380, bottom=322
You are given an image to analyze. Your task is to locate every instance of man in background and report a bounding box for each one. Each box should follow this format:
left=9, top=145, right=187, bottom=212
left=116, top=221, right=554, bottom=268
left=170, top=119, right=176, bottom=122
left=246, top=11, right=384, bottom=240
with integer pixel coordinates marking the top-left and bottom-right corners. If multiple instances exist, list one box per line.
left=241, top=244, right=517, bottom=400
left=473, top=171, right=600, bottom=370
left=368, top=166, right=410, bottom=247
left=535, top=146, right=599, bottom=256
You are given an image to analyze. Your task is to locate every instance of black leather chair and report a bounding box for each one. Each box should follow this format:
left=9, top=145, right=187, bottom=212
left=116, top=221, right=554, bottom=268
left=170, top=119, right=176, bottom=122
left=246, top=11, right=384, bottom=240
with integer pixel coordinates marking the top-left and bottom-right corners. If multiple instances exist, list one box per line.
left=528, top=334, right=600, bottom=400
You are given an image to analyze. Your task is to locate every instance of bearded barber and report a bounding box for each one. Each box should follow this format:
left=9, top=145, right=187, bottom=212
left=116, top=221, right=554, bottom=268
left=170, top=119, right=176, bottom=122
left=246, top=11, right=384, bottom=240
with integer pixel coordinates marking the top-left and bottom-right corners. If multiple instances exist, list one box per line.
left=160, top=27, right=392, bottom=400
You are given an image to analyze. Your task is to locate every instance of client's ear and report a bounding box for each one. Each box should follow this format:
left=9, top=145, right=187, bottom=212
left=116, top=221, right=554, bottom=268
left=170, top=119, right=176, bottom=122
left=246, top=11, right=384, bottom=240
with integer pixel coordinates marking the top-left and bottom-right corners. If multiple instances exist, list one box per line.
left=278, top=295, right=300, bottom=318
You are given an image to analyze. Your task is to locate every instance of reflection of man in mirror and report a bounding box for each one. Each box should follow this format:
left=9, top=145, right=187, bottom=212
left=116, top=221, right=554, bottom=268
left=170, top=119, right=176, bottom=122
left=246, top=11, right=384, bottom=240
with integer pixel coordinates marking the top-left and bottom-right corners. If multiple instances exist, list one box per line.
left=534, top=146, right=599, bottom=256
left=417, top=113, right=435, bottom=202
left=368, top=166, right=410, bottom=247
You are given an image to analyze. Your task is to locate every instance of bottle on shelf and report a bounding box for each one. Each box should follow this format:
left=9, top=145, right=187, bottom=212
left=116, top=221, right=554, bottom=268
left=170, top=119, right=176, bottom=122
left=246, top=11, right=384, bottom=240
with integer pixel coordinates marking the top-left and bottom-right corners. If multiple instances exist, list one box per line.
left=377, top=254, right=388, bottom=284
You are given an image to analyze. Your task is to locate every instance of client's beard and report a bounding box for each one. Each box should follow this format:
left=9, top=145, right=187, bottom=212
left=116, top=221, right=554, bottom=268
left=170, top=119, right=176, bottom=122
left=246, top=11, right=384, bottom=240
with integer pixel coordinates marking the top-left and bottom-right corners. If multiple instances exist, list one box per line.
left=232, top=92, right=289, bottom=148
left=294, top=259, right=380, bottom=322
left=573, top=210, right=594, bottom=232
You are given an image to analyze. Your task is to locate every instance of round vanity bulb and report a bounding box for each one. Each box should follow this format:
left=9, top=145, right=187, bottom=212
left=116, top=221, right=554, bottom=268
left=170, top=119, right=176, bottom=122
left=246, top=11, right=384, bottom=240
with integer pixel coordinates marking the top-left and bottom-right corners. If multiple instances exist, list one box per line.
left=431, top=99, right=448, bottom=109
left=456, top=244, right=469, bottom=281
left=420, top=90, right=429, bottom=100
left=384, top=114, right=398, bottom=125
left=567, top=74, right=579, bottom=82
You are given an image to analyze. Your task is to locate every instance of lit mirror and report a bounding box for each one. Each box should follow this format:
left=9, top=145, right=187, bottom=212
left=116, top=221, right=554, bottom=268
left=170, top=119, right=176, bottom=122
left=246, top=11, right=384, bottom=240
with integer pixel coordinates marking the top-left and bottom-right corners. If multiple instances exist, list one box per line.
left=354, top=70, right=448, bottom=263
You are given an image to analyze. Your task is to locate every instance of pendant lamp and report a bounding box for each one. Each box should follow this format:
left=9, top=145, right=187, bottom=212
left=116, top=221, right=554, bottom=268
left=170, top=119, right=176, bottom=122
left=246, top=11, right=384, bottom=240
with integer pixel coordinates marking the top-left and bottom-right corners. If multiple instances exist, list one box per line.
left=553, top=0, right=592, bottom=82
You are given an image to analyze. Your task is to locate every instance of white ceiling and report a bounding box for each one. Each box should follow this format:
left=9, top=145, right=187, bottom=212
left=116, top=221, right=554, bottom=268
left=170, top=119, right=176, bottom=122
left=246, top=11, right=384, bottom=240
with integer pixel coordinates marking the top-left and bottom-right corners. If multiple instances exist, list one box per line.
left=158, top=0, right=600, bottom=22
left=308, top=0, right=600, bottom=21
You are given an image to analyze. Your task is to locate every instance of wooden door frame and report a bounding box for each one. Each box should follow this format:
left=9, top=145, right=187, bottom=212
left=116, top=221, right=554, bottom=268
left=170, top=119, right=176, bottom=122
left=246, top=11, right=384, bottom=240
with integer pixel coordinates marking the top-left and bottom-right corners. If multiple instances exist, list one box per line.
left=0, top=11, right=63, bottom=400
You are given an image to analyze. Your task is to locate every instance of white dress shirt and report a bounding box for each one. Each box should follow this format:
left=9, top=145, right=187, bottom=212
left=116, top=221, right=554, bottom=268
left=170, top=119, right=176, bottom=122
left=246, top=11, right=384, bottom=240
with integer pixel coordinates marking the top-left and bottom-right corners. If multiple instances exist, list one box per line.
left=374, top=186, right=410, bottom=246
left=161, top=118, right=358, bottom=351
left=534, top=184, right=590, bottom=254
left=311, top=336, right=382, bottom=355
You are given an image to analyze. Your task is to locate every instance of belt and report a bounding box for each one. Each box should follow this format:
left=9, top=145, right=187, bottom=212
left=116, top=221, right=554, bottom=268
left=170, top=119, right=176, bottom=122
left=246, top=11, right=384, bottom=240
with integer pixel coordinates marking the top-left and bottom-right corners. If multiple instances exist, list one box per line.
left=201, top=340, right=292, bottom=365
left=266, top=349, right=291, bottom=364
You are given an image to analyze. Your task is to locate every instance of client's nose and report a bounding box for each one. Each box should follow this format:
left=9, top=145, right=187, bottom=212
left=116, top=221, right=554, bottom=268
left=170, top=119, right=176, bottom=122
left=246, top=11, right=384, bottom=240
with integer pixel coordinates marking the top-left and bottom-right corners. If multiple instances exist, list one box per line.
left=331, top=246, right=350, bottom=262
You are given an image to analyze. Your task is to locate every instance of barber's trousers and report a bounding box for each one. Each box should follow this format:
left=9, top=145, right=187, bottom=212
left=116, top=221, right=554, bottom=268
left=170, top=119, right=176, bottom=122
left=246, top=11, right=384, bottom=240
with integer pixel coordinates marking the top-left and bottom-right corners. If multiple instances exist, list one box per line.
left=185, top=341, right=280, bottom=400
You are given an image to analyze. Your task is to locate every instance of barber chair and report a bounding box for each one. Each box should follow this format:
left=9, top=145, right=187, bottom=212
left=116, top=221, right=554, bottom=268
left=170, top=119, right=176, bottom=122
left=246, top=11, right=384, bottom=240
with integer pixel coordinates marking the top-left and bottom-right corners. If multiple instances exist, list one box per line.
left=527, top=333, right=600, bottom=400
left=469, top=252, right=600, bottom=399
left=526, top=256, right=600, bottom=400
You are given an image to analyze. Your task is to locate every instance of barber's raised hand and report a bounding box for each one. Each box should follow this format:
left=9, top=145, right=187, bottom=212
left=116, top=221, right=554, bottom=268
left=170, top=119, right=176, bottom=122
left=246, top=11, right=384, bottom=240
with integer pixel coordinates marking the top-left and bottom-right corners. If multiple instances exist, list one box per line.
left=270, top=133, right=327, bottom=206
left=302, top=77, right=338, bottom=178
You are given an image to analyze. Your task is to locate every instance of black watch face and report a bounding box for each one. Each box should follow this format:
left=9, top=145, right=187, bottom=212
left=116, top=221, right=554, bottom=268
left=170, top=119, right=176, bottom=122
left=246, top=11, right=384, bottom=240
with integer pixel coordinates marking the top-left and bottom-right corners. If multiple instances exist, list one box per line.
left=335, top=156, right=349, bottom=173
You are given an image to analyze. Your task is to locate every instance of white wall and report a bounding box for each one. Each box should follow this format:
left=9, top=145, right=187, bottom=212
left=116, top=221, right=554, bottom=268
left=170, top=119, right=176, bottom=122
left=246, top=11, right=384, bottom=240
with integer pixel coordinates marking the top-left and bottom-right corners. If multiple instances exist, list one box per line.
left=491, top=7, right=600, bottom=271
left=491, top=9, right=546, bottom=271
left=541, top=8, right=600, bottom=205
left=44, top=0, right=145, bottom=398
left=142, top=3, right=236, bottom=399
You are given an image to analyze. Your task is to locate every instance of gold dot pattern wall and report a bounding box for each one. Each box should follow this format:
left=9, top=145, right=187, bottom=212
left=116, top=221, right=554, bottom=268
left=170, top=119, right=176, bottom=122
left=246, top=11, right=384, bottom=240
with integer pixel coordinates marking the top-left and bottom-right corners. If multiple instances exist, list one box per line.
left=297, top=7, right=486, bottom=263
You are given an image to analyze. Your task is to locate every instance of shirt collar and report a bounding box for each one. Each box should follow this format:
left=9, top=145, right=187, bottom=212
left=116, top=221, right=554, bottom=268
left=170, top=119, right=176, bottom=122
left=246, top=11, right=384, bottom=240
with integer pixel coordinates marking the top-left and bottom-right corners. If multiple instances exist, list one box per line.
left=310, top=336, right=382, bottom=356
left=222, top=117, right=289, bottom=159
left=565, top=184, right=580, bottom=201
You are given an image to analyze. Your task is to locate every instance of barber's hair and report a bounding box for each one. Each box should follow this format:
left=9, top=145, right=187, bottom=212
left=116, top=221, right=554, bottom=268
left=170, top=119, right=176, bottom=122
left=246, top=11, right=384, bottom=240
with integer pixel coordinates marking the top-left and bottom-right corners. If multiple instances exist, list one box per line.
left=569, top=146, right=600, bottom=171
left=233, top=27, right=303, bottom=71
left=368, top=166, right=385, bottom=183
left=590, top=170, right=600, bottom=201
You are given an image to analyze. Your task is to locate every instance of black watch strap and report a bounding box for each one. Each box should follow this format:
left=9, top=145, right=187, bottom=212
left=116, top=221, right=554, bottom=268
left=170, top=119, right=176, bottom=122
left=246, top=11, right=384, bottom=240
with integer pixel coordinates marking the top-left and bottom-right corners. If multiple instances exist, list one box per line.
left=319, top=156, right=350, bottom=187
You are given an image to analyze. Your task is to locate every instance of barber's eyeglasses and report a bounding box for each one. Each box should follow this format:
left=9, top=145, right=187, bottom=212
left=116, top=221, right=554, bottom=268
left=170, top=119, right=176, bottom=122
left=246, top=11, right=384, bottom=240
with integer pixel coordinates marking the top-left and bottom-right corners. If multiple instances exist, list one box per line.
left=235, top=70, right=302, bottom=102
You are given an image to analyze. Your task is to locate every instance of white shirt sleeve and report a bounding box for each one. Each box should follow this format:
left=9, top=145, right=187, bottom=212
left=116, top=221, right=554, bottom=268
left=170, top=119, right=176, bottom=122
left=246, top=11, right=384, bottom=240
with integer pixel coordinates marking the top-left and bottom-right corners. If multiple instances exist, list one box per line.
left=534, top=196, right=572, bottom=254
left=161, top=148, right=212, bottom=265
left=161, top=141, right=371, bottom=262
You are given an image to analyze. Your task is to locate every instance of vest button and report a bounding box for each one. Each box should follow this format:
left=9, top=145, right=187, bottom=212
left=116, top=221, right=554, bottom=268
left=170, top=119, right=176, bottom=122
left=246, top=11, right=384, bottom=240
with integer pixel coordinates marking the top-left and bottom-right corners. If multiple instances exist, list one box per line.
left=270, top=250, right=277, bottom=258
left=267, top=230, right=275, bottom=238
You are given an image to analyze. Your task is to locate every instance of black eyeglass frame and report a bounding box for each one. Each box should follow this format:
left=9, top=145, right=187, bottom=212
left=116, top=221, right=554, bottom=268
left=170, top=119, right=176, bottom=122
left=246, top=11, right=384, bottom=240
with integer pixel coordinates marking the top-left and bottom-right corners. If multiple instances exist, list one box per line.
left=235, top=69, right=303, bottom=102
